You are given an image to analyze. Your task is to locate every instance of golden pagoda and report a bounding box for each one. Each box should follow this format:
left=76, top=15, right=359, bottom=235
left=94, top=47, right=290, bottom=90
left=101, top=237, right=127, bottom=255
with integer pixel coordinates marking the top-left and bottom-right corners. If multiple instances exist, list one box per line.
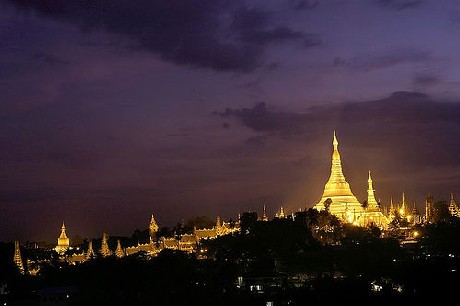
left=314, top=132, right=362, bottom=216
left=314, top=132, right=389, bottom=228
left=149, top=214, right=159, bottom=240
left=55, top=222, right=70, bottom=254
left=362, top=171, right=389, bottom=228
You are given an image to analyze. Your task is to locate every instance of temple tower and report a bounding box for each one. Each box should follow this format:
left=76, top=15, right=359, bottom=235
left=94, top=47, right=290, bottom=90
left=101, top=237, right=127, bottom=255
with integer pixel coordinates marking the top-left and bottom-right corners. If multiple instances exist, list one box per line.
left=389, top=197, right=396, bottom=221
left=261, top=204, right=268, bottom=221
left=411, top=202, right=421, bottom=224
left=314, top=132, right=362, bottom=215
left=86, top=240, right=95, bottom=260
left=55, top=222, right=70, bottom=254
left=115, top=240, right=124, bottom=258
left=149, top=214, right=159, bottom=241
left=275, top=206, right=285, bottom=218
left=13, top=240, right=25, bottom=274
left=399, top=192, right=407, bottom=217
left=449, top=193, right=460, bottom=218
left=425, top=193, right=433, bottom=223
left=367, top=171, right=379, bottom=211
left=100, top=233, right=112, bottom=257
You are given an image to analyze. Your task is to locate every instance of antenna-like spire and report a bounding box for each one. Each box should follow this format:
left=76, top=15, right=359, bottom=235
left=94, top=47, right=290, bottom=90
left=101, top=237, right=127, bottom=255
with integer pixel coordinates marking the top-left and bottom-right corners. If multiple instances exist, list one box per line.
left=367, top=171, right=378, bottom=210
left=333, top=131, right=338, bottom=150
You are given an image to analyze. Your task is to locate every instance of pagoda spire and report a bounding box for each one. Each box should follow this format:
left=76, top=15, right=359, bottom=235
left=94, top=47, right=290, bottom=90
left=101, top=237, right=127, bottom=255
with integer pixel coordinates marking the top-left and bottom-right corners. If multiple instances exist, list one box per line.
left=149, top=214, right=159, bottom=240
left=55, top=222, right=70, bottom=254
left=278, top=206, right=285, bottom=218
left=100, top=232, right=112, bottom=257
left=400, top=192, right=407, bottom=216
left=367, top=171, right=379, bottom=210
left=13, top=240, right=25, bottom=274
left=315, top=131, right=361, bottom=213
left=449, top=193, right=460, bottom=217
left=262, top=204, right=268, bottom=221
left=115, top=239, right=124, bottom=258
left=86, top=240, right=95, bottom=260
left=333, top=130, right=338, bottom=150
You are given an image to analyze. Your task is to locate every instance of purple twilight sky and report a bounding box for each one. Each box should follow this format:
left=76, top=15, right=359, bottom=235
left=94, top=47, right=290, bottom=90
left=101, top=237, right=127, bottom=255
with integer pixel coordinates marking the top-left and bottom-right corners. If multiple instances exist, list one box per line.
left=2, top=0, right=460, bottom=242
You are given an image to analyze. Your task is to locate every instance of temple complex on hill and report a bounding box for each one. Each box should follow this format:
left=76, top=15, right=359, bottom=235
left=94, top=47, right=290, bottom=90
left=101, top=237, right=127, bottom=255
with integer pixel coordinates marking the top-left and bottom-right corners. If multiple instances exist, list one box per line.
left=11, top=132, right=460, bottom=275
left=313, top=132, right=389, bottom=228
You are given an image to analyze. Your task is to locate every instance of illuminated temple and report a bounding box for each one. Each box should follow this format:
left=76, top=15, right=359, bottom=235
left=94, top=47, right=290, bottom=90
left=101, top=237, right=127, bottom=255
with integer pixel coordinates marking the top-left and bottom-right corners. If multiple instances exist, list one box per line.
left=314, top=132, right=389, bottom=228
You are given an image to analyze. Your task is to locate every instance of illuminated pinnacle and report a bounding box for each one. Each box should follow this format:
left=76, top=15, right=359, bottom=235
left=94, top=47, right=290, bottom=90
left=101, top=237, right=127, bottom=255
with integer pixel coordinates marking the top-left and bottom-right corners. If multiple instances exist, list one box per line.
left=449, top=193, right=460, bottom=217
left=316, top=132, right=361, bottom=212
left=55, top=222, right=70, bottom=254
left=115, top=239, right=124, bottom=258
left=333, top=130, right=338, bottom=150
left=367, top=171, right=379, bottom=210
left=262, top=204, right=268, bottom=221
left=86, top=240, right=95, bottom=260
left=13, top=240, right=25, bottom=274
left=149, top=214, right=159, bottom=240
left=100, top=232, right=112, bottom=257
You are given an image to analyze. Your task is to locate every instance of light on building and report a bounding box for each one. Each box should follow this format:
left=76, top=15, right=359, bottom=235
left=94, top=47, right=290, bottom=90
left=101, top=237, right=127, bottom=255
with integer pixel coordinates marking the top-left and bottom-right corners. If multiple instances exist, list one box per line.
left=413, top=231, right=419, bottom=238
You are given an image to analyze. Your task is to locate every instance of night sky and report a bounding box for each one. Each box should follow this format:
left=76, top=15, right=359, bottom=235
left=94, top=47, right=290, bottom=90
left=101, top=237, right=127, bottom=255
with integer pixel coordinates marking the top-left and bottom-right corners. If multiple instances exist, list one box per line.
left=2, top=0, right=460, bottom=242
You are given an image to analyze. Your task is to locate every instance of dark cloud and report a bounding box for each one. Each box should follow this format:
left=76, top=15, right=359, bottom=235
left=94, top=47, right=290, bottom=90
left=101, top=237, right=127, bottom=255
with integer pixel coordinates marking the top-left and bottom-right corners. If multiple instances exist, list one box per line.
left=245, top=135, right=266, bottom=147
left=6, top=0, right=316, bottom=72
left=334, top=49, right=433, bottom=72
left=289, top=0, right=320, bottom=10
left=375, top=0, right=424, bottom=10
left=231, top=7, right=320, bottom=48
left=216, top=91, right=460, bottom=169
left=32, top=52, right=69, bottom=66
left=413, top=74, right=441, bottom=87
left=216, top=102, right=305, bottom=134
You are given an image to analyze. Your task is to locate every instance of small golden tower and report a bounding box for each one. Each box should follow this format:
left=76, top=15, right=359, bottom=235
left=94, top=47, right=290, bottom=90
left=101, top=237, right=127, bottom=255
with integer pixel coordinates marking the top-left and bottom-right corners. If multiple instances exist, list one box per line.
left=115, top=239, right=124, bottom=258
left=100, top=232, right=112, bottom=257
left=261, top=204, right=268, bottom=221
left=13, top=240, right=25, bottom=274
left=55, top=222, right=70, bottom=254
left=449, top=193, right=460, bottom=218
left=86, top=240, right=95, bottom=260
left=149, top=214, right=159, bottom=240
left=275, top=206, right=285, bottom=218
left=367, top=171, right=379, bottom=211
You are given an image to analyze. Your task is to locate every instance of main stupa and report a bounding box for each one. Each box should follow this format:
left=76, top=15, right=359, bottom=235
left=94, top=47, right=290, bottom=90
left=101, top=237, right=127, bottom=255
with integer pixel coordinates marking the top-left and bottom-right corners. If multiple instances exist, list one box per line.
left=314, top=132, right=388, bottom=228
